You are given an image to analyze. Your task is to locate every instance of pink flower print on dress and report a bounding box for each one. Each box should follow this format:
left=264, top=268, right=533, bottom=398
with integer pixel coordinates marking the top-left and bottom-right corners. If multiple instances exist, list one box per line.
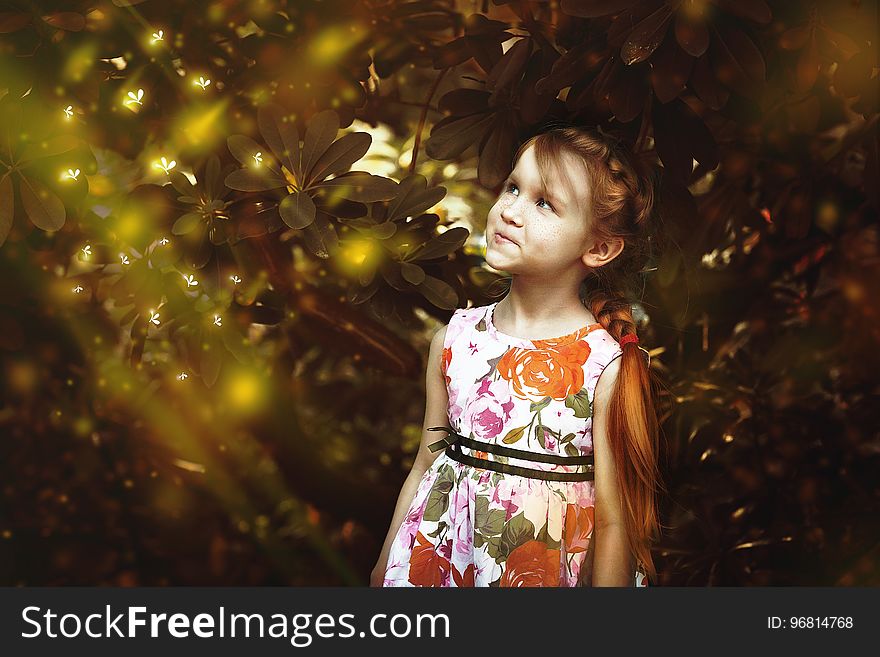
left=464, top=378, right=514, bottom=441
left=449, top=484, right=474, bottom=559
left=491, top=477, right=523, bottom=520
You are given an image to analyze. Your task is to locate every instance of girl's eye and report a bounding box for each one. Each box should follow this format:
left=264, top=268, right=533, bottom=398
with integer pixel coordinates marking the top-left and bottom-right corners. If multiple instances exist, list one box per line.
left=505, top=183, right=553, bottom=212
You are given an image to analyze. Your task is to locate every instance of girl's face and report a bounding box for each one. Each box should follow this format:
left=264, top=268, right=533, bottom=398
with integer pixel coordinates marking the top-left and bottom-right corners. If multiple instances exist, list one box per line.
left=485, top=144, right=594, bottom=278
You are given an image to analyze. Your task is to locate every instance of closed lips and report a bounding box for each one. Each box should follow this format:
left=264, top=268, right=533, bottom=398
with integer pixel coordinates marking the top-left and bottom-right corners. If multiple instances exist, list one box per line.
left=494, top=232, right=517, bottom=245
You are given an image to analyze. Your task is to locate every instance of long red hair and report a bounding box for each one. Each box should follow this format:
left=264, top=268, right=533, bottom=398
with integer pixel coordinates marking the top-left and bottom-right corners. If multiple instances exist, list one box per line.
left=507, top=126, right=666, bottom=584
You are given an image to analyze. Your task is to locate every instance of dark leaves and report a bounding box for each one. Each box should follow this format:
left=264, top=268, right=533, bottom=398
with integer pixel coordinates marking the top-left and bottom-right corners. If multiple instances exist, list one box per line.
left=19, top=176, right=65, bottom=231
left=607, top=61, right=650, bottom=122
left=560, top=0, right=640, bottom=19
left=386, top=174, right=446, bottom=222
left=651, top=35, right=694, bottom=103
left=487, top=36, right=531, bottom=93
left=314, top=171, right=398, bottom=202
left=301, top=210, right=339, bottom=259
left=257, top=103, right=302, bottom=181
left=407, top=226, right=469, bottom=262
left=41, top=12, right=86, bottom=32
left=620, top=3, right=673, bottom=65
left=416, top=274, right=458, bottom=310
left=653, top=98, right=719, bottom=185
left=227, top=134, right=265, bottom=168
left=172, top=212, right=202, bottom=236
left=306, top=132, right=372, bottom=187
left=224, top=167, right=286, bottom=192
left=709, top=22, right=766, bottom=99
left=713, top=0, right=771, bottom=25
left=279, top=191, right=317, bottom=230
left=477, top=114, right=518, bottom=187
left=425, top=112, right=495, bottom=161
left=301, top=110, right=340, bottom=185
left=675, top=12, right=710, bottom=57
left=0, top=12, right=31, bottom=33
left=689, top=54, right=729, bottom=110
left=0, top=175, right=14, bottom=246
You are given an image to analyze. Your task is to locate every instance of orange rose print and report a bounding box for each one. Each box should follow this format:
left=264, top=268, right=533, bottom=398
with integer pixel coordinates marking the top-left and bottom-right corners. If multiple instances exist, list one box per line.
left=496, top=338, right=593, bottom=400
left=441, top=346, right=452, bottom=384
left=408, top=531, right=450, bottom=587
left=452, top=562, right=475, bottom=587
left=499, top=540, right=561, bottom=587
left=563, top=504, right=594, bottom=554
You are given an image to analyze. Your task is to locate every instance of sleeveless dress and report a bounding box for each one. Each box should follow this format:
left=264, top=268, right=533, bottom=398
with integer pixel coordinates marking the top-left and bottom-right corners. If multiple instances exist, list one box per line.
left=382, top=301, right=649, bottom=587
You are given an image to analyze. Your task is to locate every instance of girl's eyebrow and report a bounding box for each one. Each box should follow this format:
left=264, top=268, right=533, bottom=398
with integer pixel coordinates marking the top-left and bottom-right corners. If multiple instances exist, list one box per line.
left=506, top=173, right=569, bottom=211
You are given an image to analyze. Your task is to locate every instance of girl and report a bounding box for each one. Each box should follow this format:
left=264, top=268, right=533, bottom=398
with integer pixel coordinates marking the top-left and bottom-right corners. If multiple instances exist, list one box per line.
left=372, top=125, right=662, bottom=587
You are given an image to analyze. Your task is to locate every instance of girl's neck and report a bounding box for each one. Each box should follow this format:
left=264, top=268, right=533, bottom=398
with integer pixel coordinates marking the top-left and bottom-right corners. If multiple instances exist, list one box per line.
left=494, top=286, right=598, bottom=335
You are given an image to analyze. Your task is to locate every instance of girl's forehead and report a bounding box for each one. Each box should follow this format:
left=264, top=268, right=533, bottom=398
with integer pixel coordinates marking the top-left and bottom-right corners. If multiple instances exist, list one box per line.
left=514, top=145, right=588, bottom=212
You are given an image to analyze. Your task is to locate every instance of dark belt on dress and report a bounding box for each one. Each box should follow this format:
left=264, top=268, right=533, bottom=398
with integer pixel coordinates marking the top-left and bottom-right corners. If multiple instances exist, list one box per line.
left=427, top=426, right=594, bottom=482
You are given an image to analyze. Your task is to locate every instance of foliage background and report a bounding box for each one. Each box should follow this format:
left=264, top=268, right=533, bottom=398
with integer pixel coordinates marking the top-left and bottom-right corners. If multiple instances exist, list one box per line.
left=0, top=0, right=877, bottom=585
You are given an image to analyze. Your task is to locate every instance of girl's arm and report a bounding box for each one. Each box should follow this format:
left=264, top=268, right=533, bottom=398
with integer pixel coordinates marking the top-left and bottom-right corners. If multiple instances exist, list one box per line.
left=590, top=356, right=637, bottom=586
left=370, top=324, right=450, bottom=586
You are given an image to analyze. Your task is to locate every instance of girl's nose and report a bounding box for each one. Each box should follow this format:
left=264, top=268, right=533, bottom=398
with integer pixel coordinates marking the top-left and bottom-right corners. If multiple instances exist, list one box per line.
left=500, top=198, right=522, bottom=222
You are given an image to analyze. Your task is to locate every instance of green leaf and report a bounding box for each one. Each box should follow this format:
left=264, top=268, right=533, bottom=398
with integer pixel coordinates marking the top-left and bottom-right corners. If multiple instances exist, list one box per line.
left=227, top=134, right=265, bottom=167
left=301, top=210, right=338, bottom=258
left=386, top=174, right=447, bottom=221
left=381, top=261, right=407, bottom=291
left=529, top=396, right=552, bottom=413
left=129, top=315, right=147, bottom=367
left=368, top=221, right=397, bottom=239
left=204, top=154, right=222, bottom=198
left=0, top=174, right=13, bottom=247
left=482, top=509, right=507, bottom=537
left=278, top=191, right=316, bottom=229
left=168, top=171, right=193, bottom=196
left=172, top=212, right=202, bottom=235
left=560, top=0, right=640, bottom=19
left=19, top=175, right=64, bottom=231
left=220, top=327, right=253, bottom=365
left=400, top=262, right=425, bottom=285
left=426, top=521, right=447, bottom=539
left=301, top=110, right=340, bottom=182
left=224, top=168, right=285, bottom=192
left=306, top=132, right=371, bottom=187
left=43, top=12, right=86, bottom=32
left=423, top=488, right=449, bottom=522
left=536, top=425, right=546, bottom=448
left=565, top=389, right=592, bottom=419
left=501, top=425, right=526, bottom=444
left=315, top=171, right=398, bottom=202
left=560, top=432, right=576, bottom=444
left=409, top=226, right=469, bottom=261
left=500, top=513, right=535, bottom=556
left=474, top=495, right=490, bottom=527
left=0, top=12, right=31, bottom=33
left=564, top=443, right=581, bottom=457
left=257, top=104, right=301, bottom=178
left=487, top=535, right=505, bottom=564
left=201, top=332, right=222, bottom=388
left=416, top=274, right=458, bottom=310
left=426, top=112, right=494, bottom=160
left=19, top=134, right=80, bottom=163
left=535, top=520, right=561, bottom=549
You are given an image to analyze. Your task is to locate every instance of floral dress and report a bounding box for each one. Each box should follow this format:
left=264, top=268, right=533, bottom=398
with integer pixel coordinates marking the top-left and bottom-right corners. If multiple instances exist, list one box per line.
left=382, top=301, right=649, bottom=587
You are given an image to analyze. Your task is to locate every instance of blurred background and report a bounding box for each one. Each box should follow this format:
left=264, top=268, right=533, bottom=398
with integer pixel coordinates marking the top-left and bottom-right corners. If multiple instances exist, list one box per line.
left=0, top=0, right=877, bottom=586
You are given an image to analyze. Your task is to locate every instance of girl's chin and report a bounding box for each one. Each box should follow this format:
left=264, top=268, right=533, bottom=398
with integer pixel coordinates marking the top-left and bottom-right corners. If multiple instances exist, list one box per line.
left=483, top=254, right=512, bottom=272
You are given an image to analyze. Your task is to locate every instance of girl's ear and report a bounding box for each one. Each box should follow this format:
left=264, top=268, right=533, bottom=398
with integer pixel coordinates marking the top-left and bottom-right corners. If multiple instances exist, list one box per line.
left=581, top=235, right=625, bottom=269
